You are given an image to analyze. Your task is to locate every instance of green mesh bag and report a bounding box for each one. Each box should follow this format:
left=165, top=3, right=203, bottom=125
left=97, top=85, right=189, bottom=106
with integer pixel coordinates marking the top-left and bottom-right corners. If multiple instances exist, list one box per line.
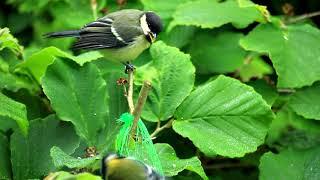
left=116, top=113, right=163, bottom=174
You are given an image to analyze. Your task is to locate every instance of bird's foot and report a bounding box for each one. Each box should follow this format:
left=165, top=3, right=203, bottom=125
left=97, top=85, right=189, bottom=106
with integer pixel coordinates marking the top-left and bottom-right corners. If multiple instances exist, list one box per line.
left=124, top=62, right=135, bottom=74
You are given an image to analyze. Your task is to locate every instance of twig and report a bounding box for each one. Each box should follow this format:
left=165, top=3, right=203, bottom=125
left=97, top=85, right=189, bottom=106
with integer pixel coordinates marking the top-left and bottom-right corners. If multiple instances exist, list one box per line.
left=127, top=70, right=135, bottom=114
left=130, top=81, right=152, bottom=137
left=277, top=88, right=296, bottom=93
left=150, top=119, right=174, bottom=138
left=287, top=11, right=320, bottom=23
left=90, top=0, right=98, bottom=20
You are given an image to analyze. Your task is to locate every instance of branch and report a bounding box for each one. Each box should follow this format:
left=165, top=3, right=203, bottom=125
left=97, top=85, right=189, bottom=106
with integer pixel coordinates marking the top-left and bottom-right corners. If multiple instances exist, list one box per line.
left=90, top=0, right=98, bottom=20
left=150, top=119, right=174, bottom=138
left=130, top=81, right=152, bottom=137
left=127, top=70, right=135, bottom=114
left=287, top=11, right=320, bottom=23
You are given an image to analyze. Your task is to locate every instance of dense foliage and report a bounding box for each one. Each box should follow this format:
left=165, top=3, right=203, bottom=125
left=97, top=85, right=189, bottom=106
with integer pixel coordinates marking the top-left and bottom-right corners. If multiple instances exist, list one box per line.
left=1, top=0, right=320, bottom=179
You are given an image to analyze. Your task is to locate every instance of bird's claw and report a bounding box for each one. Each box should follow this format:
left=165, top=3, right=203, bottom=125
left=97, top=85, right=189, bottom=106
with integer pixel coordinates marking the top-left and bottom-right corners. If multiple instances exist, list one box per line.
left=124, top=63, right=135, bottom=74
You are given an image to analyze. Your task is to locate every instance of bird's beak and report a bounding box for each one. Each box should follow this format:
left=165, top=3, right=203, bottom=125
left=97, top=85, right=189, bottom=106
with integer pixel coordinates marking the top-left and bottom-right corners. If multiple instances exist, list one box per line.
left=148, top=32, right=157, bottom=43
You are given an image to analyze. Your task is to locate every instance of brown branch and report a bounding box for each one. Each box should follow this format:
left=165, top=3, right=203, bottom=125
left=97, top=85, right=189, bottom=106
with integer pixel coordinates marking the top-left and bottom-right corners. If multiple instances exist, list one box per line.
left=130, top=81, right=152, bottom=137
left=287, top=11, right=320, bottom=23
left=127, top=70, right=135, bottom=114
left=150, top=119, right=174, bottom=138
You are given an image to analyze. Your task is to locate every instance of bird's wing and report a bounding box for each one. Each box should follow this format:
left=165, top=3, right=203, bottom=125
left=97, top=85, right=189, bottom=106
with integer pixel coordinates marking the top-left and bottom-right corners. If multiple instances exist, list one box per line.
left=73, top=17, right=135, bottom=50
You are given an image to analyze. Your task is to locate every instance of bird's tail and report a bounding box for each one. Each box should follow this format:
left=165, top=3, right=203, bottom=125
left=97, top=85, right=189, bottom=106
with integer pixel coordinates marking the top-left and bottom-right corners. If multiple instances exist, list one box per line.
left=44, top=30, right=80, bottom=38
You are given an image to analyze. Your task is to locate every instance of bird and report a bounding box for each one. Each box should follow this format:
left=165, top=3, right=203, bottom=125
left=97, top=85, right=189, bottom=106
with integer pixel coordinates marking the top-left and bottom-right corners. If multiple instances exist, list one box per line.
left=101, top=153, right=165, bottom=180
left=45, top=9, right=163, bottom=73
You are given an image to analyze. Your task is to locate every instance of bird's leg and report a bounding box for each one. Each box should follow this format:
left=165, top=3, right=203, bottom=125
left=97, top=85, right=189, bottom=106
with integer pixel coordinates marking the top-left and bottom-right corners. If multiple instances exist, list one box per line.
left=123, top=61, right=135, bottom=74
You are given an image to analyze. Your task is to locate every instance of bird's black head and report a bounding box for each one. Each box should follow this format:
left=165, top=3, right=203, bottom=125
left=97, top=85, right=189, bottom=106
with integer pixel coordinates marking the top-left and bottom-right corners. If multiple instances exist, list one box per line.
left=141, top=11, right=163, bottom=43
left=145, top=12, right=163, bottom=35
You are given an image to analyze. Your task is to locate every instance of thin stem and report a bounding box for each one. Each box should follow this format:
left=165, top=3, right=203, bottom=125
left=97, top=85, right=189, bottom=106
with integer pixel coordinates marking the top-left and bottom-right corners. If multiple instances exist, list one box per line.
left=150, top=118, right=174, bottom=138
left=277, top=88, right=296, bottom=93
left=127, top=70, right=134, bottom=114
left=130, top=81, right=152, bottom=137
left=122, top=85, right=127, bottom=97
left=287, top=11, right=320, bottom=23
left=90, top=0, right=98, bottom=20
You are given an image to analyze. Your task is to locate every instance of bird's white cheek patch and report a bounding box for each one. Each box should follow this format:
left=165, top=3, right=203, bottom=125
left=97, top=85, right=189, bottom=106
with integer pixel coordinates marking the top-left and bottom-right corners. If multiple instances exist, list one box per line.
left=140, top=14, right=151, bottom=35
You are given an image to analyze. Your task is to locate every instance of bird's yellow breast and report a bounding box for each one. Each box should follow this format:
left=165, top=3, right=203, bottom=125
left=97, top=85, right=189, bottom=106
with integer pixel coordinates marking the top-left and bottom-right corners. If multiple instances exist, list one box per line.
left=101, top=35, right=150, bottom=63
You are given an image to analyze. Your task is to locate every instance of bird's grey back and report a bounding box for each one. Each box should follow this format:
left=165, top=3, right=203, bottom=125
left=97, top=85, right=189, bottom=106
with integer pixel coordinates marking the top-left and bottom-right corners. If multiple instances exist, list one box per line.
left=101, top=9, right=145, bottom=42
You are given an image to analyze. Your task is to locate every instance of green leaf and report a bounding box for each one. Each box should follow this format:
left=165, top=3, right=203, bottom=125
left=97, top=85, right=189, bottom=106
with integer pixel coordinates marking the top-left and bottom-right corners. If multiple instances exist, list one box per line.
left=141, top=0, right=188, bottom=26
left=0, top=58, right=38, bottom=93
left=0, top=92, right=28, bottom=135
left=0, top=116, right=17, bottom=132
left=173, top=75, right=274, bottom=157
left=16, top=47, right=102, bottom=83
left=96, top=71, right=127, bottom=151
left=46, top=171, right=102, bottom=180
left=11, top=115, right=80, bottom=180
left=42, top=59, right=108, bottom=145
left=240, top=23, right=320, bottom=88
left=267, top=106, right=320, bottom=150
left=0, top=28, right=23, bottom=54
left=238, top=56, right=273, bottom=82
left=135, top=41, right=195, bottom=122
left=0, top=133, right=11, bottom=179
left=50, top=146, right=98, bottom=169
left=169, top=0, right=269, bottom=30
left=188, top=31, right=246, bottom=74
left=75, top=51, right=103, bottom=66
left=288, top=83, right=320, bottom=120
left=247, top=80, right=278, bottom=106
left=16, top=47, right=72, bottom=83
left=161, top=26, right=196, bottom=48
left=260, top=147, right=320, bottom=180
left=7, top=0, right=51, bottom=13
left=156, top=143, right=208, bottom=179
left=50, top=0, right=94, bottom=28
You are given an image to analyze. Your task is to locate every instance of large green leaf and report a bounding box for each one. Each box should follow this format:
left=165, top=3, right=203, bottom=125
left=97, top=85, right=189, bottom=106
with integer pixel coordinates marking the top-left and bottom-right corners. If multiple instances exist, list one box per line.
left=0, top=133, right=11, bottom=179
left=0, top=28, right=23, bottom=54
left=188, top=31, right=246, bottom=74
left=288, top=83, right=320, bottom=120
left=11, top=115, right=80, bottom=180
left=42, top=59, right=108, bottom=145
left=240, top=23, right=320, bottom=88
left=17, top=46, right=102, bottom=83
left=96, top=71, right=127, bottom=151
left=50, top=146, right=98, bottom=169
left=0, top=92, right=28, bottom=135
left=260, top=147, right=320, bottom=180
left=135, top=41, right=195, bottom=122
left=169, top=0, right=268, bottom=30
left=156, top=143, right=208, bottom=179
left=173, top=75, right=274, bottom=157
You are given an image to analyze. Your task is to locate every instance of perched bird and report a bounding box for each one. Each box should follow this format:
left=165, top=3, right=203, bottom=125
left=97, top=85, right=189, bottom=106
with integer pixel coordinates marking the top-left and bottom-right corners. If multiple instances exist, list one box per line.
left=101, top=153, right=165, bottom=180
left=45, top=9, right=163, bottom=72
